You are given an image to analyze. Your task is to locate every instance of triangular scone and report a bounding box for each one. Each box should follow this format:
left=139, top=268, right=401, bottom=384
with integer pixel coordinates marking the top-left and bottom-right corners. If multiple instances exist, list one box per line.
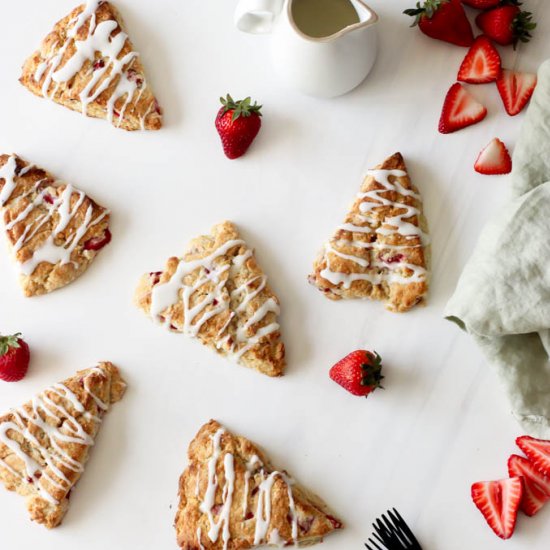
left=20, top=1, right=162, bottom=131
left=0, top=362, right=126, bottom=528
left=309, top=152, right=429, bottom=312
left=0, top=154, right=111, bottom=297
left=135, top=221, right=285, bottom=377
left=175, top=420, right=343, bottom=549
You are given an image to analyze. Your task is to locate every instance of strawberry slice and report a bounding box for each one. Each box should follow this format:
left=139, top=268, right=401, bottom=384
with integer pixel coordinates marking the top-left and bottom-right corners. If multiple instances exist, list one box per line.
left=474, top=138, right=512, bottom=175
left=439, top=83, right=487, bottom=134
left=471, top=477, right=523, bottom=539
left=508, top=454, right=550, bottom=516
left=458, top=36, right=501, bottom=84
left=497, top=69, right=537, bottom=116
left=517, top=436, right=550, bottom=477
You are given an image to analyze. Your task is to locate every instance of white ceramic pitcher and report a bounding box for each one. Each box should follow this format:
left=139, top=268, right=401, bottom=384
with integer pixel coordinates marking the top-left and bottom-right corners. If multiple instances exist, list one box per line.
left=234, top=0, right=379, bottom=98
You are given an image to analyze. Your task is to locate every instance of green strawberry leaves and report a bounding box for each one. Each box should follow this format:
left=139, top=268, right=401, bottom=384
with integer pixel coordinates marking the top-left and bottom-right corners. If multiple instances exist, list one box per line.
left=220, top=94, right=262, bottom=121
left=0, top=333, right=22, bottom=356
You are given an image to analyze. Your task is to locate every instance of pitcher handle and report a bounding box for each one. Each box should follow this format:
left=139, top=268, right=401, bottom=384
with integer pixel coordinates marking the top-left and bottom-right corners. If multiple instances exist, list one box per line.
left=234, top=0, right=284, bottom=34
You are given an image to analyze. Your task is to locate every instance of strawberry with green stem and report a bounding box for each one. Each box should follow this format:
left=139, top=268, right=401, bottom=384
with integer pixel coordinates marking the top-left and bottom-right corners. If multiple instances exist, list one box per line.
left=329, top=350, right=384, bottom=398
left=0, top=333, right=30, bottom=382
left=404, top=0, right=474, bottom=47
left=215, top=94, right=262, bottom=160
left=476, top=3, right=536, bottom=48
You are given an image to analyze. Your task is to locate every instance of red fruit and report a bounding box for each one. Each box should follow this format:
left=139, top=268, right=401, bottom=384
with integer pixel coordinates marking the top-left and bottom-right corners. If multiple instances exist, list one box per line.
left=215, top=94, right=262, bottom=160
left=329, top=350, right=384, bottom=398
left=438, top=83, right=487, bottom=134
left=83, top=228, right=112, bottom=251
left=0, top=333, right=30, bottom=382
left=461, top=0, right=500, bottom=8
left=517, top=436, right=550, bottom=477
left=404, top=0, right=474, bottom=47
left=457, top=36, right=501, bottom=84
left=508, top=454, right=550, bottom=516
left=496, top=69, right=537, bottom=116
left=471, top=477, right=523, bottom=539
left=475, top=5, right=536, bottom=48
left=474, top=138, right=512, bottom=175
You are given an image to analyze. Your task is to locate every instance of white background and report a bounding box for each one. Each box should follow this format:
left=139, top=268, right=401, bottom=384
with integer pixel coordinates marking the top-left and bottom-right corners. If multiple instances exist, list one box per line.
left=0, top=0, right=549, bottom=548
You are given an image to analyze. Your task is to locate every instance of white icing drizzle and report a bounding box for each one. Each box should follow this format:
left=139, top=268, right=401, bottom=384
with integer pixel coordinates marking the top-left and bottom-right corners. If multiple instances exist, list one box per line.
left=199, top=428, right=235, bottom=550
left=319, top=169, right=427, bottom=289
left=0, top=368, right=110, bottom=505
left=149, top=238, right=279, bottom=362
left=269, top=528, right=285, bottom=547
left=198, top=429, right=298, bottom=548
left=0, top=155, right=18, bottom=207
left=33, top=0, right=155, bottom=128
left=3, top=176, right=107, bottom=276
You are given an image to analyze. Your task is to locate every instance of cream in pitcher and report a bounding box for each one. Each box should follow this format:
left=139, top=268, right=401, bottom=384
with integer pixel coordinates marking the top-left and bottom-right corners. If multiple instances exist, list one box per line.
left=291, top=0, right=360, bottom=38
left=235, top=0, right=378, bottom=98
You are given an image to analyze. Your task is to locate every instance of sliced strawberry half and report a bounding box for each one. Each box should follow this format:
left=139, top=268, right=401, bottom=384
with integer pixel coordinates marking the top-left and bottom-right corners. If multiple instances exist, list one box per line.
left=439, top=83, right=487, bottom=134
left=458, top=36, right=501, bottom=84
left=474, top=138, right=512, bottom=175
left=508, top=454, right=550, bottom=516
left=471, top=477, right=523, bottom=539
left=517, top=436, right=550, bottom=477
left=83, top=229, right=112, bottom=251
left=497, top=69, right=537, bottom=116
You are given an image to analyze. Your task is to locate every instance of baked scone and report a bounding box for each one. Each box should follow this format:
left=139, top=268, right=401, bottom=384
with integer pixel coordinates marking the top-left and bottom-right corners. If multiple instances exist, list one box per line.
left=175, top=420, right=343, bottom=549
left=20, top=0, right=162, bottom=131
left=135, top=221, right=285, bottom=377
left=309, top=152, right=429, bottom=312
left=0, top=362, right=126, bottom=528
left=0, top=154, right=111, bottom=297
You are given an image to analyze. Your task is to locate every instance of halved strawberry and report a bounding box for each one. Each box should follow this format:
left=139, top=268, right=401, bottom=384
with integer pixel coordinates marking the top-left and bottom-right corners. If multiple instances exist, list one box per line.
left=496, top=69, right=537, bottom=116
left=517, top=436, right=550, bottom=477
left=508, top=454, right=550, bottom=516
left=474, top=138, right=512, bottom=175
left=439, top=83, right=487, bottom=133
left=458, top=36, right=501, bottom=84
left=471, top=477, right=523, bottom=539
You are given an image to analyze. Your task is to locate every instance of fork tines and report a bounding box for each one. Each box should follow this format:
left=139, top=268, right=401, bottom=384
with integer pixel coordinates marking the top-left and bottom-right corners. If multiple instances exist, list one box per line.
left=364, top=508, right=422, bottom=550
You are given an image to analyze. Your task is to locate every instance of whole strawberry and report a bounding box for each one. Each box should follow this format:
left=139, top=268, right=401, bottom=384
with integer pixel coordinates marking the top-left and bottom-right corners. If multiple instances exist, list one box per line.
left=404, top=0, right=474, bottom=47
left=476, top=4, right=536, bottom=48
left=0, top=333, right=30, bottom=382
left=215, top=94, right=262, bottom=159
left=461, top=0, right=500, bottom=9
left=329, top=350, right=383, bottom=398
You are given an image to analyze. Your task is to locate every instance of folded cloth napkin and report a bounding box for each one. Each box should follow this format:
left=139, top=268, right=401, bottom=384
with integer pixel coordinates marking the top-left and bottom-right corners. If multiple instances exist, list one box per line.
left=445, top=59, right=550, bottom=438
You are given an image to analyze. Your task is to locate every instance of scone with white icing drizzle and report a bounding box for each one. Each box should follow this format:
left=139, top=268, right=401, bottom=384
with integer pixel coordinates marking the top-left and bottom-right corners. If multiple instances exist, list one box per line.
left=0, top=154, right=111, bottom=297
left=135, top=221, right=285, bottom=377
left=309, top=152, right=429, bottom=312
left=175, top=420, right=343, bottom=549
left=20, top=0, right=162, bottom=131
left=0, top=362, right=126, bottom=528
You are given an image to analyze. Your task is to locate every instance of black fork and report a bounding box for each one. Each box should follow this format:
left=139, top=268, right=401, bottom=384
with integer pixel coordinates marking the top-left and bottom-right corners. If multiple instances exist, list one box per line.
left=365, top=508, right=422, bottom=550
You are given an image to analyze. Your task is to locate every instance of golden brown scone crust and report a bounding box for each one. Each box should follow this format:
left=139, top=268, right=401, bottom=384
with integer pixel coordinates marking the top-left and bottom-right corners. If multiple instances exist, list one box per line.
left=20, top=1, right=162, bottom=131
left=309, top=152, right=430, bottom=312
left=0, top=154, right=111, bottom=296
left=135, top=221, right=285, bottom=377
left=0, top=362, right=126, bottom=528
left=175, top=420, right=342, bottom=549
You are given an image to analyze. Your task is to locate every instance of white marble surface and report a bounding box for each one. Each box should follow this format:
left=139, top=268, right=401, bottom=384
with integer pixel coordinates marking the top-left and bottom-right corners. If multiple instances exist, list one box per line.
left=0, top=0, right=549, bottom=548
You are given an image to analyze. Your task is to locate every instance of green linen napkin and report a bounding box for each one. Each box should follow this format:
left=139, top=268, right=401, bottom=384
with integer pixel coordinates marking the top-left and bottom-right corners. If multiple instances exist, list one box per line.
left=445, top=59, right=550, bottom=437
